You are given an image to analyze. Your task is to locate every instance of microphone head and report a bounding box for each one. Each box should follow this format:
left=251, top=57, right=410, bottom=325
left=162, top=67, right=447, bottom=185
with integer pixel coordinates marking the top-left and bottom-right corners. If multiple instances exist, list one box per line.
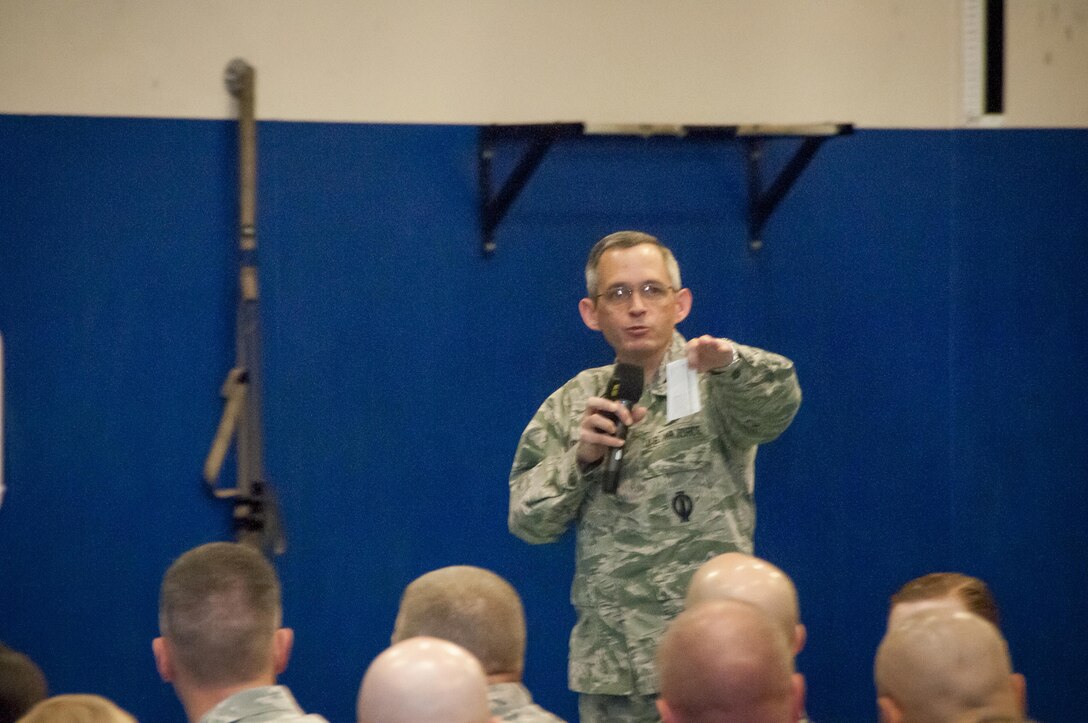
left=607, top=362, right=644, bottom=404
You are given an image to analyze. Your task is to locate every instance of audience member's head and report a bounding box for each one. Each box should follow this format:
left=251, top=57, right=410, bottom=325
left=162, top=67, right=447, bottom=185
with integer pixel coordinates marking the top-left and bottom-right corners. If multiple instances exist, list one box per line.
left=356, top=637, right=495, bottom=723
left=153, top=542, right=293, bottom=721
left=685, top=552, right=805, bottom=655
left=0, top=644, right=48, bottom=723
left=875, top=609, right=1025, bottom=723
left=392, top=565, right=525, bottom=680
left=888, top=572, right=1000, bottom=630
left=657, top=599, right=805, bottom=723
left=16, top=694, right=135, bottom=723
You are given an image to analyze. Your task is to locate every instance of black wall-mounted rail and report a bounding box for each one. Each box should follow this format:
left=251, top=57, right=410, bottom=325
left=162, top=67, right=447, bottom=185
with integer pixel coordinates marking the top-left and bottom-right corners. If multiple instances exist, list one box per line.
left=477, top=122, right=853, bottom=255
left=478, top=123, right=583, bottom=254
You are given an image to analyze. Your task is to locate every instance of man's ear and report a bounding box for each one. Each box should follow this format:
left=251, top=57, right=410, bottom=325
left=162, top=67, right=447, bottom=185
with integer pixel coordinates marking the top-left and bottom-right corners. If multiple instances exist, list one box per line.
left=790, top=673, right=806, bottom=722
left=877, top=695, right=903, bottom=723
left=1010, top=672, right=1027, bottom=714
left=673, top=288, right=692, bottom=324
left=793, top=623, right=807, bottom=655
left=656, top=697, right=678, bottom=723
left=152, top=637, right=174, bottom=683
left=578, top=297, right=600, bottom=331
left=273, top=628, right=294, bottom=675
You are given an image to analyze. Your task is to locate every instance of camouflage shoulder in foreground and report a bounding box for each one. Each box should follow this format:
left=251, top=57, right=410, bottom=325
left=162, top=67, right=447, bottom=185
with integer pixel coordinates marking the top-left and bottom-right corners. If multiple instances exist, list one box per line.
left=489, top=682, right=567, bottom=723
left=199, top=685, right=329, bottom=723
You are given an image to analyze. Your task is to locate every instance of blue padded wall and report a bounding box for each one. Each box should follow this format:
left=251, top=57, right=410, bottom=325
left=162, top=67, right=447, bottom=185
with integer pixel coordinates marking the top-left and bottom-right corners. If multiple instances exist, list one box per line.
left=0, top=116, right=1085, bottom=721
left=947, top=130, right=1088, bottom=719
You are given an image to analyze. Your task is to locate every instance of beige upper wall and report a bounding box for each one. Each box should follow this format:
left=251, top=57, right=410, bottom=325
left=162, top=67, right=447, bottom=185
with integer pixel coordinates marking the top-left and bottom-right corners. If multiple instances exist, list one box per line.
left=1, top=0, right=1085, bottom=128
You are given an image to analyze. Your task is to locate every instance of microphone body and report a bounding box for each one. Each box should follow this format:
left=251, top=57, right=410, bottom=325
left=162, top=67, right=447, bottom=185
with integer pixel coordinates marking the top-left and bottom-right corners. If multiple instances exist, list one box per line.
left=601, top=363, right=644, bottom=494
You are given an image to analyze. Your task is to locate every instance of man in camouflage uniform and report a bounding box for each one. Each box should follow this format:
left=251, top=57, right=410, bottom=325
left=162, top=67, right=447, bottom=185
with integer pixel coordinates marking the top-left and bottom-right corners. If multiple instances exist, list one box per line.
left=153, top=542, right=327, bottom=723
left=391, top=566, right=566, bottom=722
left=509, top=231, right=801, bottom=723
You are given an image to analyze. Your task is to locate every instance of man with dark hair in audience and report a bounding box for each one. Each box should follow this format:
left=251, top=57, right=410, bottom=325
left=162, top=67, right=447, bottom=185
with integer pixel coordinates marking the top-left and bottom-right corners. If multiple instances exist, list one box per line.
left=392, top=565, right=565, bottom=722
left=875, top=608, right=1027, bottom=723
left=0, top=643, right=48, bottom=723
left=152, top=541, right=327, bottom=723
left=657, top=599, right=805, bottom=723
left=357, top=637, right=498, bottom=723
left=888, top=572, right=1000, bottom=629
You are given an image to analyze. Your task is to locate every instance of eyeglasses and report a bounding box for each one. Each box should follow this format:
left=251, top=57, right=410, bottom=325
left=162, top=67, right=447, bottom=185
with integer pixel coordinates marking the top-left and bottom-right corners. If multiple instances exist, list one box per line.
left=595, top=281, right=675, bottom=307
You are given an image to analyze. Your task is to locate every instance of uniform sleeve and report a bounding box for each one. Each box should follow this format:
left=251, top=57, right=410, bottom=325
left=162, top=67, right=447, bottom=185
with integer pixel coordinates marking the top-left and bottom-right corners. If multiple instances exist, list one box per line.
left=704, top=342, right=802, bottom=447
left=508, top=387, right=598, bottom=545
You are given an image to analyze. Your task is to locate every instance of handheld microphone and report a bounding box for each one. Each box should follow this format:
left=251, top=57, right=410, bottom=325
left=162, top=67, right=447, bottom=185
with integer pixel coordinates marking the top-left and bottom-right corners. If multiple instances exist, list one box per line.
left=601, top=362, right=644, bottom=494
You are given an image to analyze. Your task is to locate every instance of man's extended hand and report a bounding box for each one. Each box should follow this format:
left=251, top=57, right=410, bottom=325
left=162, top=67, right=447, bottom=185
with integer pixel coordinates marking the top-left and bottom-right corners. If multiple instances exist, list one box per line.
left=685, top=335, right=735, bottom=373
left=576, top=396, right=648, bottom=468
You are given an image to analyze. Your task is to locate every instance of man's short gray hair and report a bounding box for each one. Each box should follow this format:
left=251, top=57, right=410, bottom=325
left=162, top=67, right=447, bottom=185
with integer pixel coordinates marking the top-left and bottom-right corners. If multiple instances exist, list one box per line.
left=584, top=230, right=682, bottom=297
left=158, top=542, right=282, bottom=687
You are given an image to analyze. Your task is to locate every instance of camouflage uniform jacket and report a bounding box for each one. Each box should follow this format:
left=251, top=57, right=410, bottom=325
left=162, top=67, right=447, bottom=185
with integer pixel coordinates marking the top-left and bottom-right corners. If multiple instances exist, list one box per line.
left=488, top=682, right=567, bottom=722
left=509, top=332, right=801, bottom=695
left=199, top=685, right=328, bottom=723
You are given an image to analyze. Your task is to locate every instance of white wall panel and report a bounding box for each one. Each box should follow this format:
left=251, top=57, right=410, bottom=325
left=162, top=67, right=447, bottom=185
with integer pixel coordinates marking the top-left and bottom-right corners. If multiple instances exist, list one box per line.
left=0, top=0, right=1084, bottom=127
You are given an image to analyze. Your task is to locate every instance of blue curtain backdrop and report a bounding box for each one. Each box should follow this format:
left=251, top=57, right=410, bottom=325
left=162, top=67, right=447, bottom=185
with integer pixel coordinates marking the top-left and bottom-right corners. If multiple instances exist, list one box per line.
left=0, top=115, right=1085, bottom=722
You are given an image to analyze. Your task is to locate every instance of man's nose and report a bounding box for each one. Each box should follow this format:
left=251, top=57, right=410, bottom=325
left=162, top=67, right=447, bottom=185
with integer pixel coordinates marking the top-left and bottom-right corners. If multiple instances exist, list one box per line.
left=627, top=292, right=648, bottom=314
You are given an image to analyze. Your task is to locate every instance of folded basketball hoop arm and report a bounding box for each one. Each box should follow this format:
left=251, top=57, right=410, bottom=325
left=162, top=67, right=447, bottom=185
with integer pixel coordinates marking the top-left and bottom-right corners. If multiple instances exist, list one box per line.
left=203, top=59, right=286, bottom=557
left=478, top=122, right=853, bottom=255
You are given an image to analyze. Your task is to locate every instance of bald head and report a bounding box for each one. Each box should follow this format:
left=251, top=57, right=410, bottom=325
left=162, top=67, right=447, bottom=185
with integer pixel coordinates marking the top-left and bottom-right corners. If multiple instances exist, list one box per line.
left=887, top=596, right=969, bottom=632
left=875, top=610, right=1024, bottom=723
left=392, top=565, right=525, bottom=677
left=657, top=600, right=804, bottom=723
left=357, top=637, right=493, bottom=723
left=685, top=553, right=804, bottom=654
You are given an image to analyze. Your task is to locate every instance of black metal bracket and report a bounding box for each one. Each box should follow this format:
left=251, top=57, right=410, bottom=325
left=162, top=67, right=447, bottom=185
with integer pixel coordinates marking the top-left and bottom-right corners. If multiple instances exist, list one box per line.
left=478, top=123, right=584, bottom=255
left=742, top=128, right=853, bottom=253
left=477, top=122, right=853, bottom=255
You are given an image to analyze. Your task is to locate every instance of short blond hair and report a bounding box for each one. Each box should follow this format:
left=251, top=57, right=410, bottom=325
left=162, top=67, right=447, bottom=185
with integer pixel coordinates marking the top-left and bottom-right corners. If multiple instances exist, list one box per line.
left=16, top=694, right=135, bottom=723
left=158, top=542, right=282, bottom=686
left=392, top=566, right=525, bottom=676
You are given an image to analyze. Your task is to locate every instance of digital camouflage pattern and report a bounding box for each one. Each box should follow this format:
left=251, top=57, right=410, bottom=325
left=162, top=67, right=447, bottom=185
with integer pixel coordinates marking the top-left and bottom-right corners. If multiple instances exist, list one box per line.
left=509, top=333, right=801, bottom=696
left=578, top=692, right=659, bottom=723
left=488, top=682, right=567, bottom=722
left=199, top=685, right=328, bottom=723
